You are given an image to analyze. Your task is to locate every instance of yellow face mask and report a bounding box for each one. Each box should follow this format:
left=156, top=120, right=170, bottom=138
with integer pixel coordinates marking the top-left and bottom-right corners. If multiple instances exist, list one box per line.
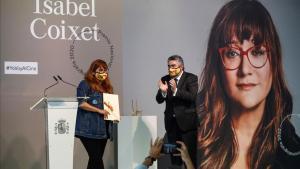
left=95, top=72, right=108, bottom=81
left=168, top=67, right=181, bottom=77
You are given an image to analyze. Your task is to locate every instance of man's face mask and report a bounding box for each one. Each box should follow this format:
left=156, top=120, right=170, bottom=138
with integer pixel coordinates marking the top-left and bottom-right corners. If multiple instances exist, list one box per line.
left=95, top=71, right=108, bottom=81
left=168, top=67, right=181, bottom=77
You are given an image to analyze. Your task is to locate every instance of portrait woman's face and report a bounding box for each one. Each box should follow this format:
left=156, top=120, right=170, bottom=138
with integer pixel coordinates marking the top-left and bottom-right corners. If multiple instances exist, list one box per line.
left=221, top=36, right=273, bottom=110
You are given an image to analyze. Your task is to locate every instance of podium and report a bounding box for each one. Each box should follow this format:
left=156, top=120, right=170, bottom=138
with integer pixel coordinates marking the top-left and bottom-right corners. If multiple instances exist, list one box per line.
left=30, top=97, right=79, bottom=169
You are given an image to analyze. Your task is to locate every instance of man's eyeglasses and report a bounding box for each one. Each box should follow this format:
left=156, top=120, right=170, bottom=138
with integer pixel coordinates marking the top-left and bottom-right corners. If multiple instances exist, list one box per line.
left=218, top=45, right=269, bottom=70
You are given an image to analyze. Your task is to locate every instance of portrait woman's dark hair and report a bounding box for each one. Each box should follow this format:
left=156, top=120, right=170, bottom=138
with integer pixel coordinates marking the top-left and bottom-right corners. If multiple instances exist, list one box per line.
left=85, top=59, right=113, bottom=94
left=197, top=0, right=293, bottom=168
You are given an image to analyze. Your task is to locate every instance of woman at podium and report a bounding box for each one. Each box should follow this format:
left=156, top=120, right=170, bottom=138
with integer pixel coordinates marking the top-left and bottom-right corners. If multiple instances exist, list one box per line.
left=75, top=59, right=113, bottom=169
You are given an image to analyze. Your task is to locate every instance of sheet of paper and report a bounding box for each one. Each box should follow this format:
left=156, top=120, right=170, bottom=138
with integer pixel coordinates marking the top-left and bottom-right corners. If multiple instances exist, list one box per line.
left=103, top=93, right=120, bottom=121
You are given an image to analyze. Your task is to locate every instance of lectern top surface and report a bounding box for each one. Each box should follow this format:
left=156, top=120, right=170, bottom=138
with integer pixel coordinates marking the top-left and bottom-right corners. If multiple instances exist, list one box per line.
left=46, top=97, right=78, bottom=102
left=30, top=97, right=83, bottom=110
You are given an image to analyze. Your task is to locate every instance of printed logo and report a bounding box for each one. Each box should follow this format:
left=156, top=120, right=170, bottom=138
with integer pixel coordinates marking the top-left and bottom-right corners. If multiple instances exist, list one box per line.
left=54, top=119, right=69, bottom=135
left=92, top=99, right=98, bottom=104
left=69, top=28, right=114, bottom=75
left=277, top=114, right=300, bottom=156
left=4, top=61, right=38, bottom=74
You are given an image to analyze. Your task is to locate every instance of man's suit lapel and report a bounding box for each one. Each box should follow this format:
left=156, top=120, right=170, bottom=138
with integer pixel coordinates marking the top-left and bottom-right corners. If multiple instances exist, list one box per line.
left=177, top=72, right=186, bottom=89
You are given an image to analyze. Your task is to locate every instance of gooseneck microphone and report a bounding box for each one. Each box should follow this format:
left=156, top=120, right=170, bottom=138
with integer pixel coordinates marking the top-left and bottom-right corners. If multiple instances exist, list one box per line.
left=57, top=75, right=77, bottom=88
left=56, top=75, right=88, bottom=99
left=43, top=76, right=59, bottom=97
left=53, top=76, right=58, bottom=82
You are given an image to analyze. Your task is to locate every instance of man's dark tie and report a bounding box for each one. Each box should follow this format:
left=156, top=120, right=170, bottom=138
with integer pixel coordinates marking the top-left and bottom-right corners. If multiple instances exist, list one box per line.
left=174, top=78, right=178, bottom=85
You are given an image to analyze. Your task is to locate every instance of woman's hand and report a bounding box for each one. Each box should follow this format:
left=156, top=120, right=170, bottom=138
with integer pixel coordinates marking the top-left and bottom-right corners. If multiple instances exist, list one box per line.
left=142, top=137, right=163, bottom=167
left=104, top=101, right=114, bottom=112
left=149, top=137, right=164, bottom=159
left=98, top=109, right=110, bottom=118
left=176, top=141, right=195, bottom=169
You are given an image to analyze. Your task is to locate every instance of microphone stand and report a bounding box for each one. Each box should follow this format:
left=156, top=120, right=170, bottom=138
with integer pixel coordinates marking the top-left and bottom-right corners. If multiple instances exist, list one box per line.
left=56, top=75, right=89, bottom=100
left=43, top=76, right=59, bottom=97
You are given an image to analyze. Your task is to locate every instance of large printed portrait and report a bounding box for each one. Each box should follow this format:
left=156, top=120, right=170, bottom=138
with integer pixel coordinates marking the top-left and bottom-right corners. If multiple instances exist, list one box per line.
left=196, top=0, right=300, bottom=169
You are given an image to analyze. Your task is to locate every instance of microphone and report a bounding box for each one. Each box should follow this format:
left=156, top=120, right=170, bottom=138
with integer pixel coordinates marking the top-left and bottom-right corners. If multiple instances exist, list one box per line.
left=57, top=75, right=77, bottom=88
left=43, top=76, right=59, bottom=97
left=56, top=75, right=88, bottom=99
left=53, top=76, right=58, bottom=82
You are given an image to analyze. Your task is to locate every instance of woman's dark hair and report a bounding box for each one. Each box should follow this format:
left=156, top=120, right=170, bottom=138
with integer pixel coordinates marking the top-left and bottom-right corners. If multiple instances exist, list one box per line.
left=85, top=59, right=113, bottom=94
left=197, top=0, right=292, bottom=168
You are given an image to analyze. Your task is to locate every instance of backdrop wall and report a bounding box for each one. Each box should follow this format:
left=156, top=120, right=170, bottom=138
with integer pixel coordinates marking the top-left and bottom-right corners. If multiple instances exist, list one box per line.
left=0, top=0, right=121, bottom=169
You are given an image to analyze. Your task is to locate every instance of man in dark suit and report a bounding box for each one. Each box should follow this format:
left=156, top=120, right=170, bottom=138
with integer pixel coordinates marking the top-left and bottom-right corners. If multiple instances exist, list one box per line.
left=156, top=55, right=198, bottom=168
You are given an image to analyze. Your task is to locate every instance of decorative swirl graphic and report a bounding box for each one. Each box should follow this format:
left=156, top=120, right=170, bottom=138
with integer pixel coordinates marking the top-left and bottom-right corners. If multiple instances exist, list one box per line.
left=69, top=28, right=114, bottom=75
left=278, top=114, right=300, bottom=156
